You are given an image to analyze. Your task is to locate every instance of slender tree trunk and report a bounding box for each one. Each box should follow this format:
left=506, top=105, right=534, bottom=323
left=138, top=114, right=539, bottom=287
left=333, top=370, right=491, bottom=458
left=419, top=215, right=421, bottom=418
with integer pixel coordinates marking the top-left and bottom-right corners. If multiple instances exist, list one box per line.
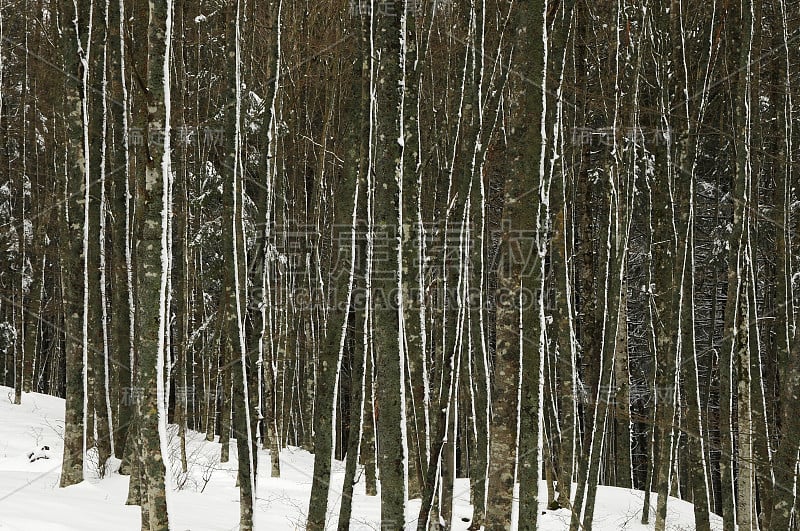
left=768, top=2, right=797, bottom=528
left=733, top=2, right=756, bottom=530
left=87, top=0, right=112, bottom=475
left=613, top=277, right=632, bottom=489
left=108, top=0, right=132, bottom=464
left=171, top=0, right=189, bottom=475
left=220, top=2, right=255, bottom=528
left=305, top=42, right=359, bottom=531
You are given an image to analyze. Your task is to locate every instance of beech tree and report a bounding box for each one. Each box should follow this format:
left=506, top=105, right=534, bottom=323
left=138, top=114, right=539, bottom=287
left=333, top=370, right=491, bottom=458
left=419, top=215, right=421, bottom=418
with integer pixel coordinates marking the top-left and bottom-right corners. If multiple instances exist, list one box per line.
left=128, top=0, right=172, bottom=527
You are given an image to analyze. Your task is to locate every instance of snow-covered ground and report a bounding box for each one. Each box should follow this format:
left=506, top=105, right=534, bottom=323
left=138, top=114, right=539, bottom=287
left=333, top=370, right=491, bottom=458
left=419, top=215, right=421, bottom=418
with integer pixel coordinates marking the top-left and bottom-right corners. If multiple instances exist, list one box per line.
left=0, top=387, right=721, bottom=530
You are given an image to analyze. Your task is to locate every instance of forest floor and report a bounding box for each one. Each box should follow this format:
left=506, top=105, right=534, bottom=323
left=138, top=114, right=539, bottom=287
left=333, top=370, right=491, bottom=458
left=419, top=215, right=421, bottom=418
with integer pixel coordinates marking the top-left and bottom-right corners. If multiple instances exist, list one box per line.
left=0, top=387, right=721, bottom=530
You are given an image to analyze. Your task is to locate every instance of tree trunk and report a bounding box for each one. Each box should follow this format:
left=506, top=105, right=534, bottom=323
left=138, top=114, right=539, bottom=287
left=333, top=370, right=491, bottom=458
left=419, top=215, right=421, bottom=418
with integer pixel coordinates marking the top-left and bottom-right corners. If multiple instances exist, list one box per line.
left=373, top=1, right=408, bottom=526
left=130, top=0, right=172, bottom=526
left=58, top=0, right=89, bottom=489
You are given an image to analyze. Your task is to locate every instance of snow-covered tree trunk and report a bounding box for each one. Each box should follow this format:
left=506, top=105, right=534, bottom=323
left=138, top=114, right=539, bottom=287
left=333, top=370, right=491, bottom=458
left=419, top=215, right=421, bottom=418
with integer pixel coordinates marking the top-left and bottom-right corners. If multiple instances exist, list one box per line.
left=484, top=1, right=548, bottom=528
left=516, top=0, right=549, bottom=526
left=767, top=2, right=798, bottom=529
left=220, top=2, right=256, bottom=528
left=305, top=24, right=361, bottom=530
left=337, top=45, right=371, bottom=523
left=543, top=0, right=579, bottom=507
left=130, top=0, right=173, bottom=527
left=87, top=0, right=112, bottom=474
left=573, top=158, right=629, bottom=531
left=170, top=0, right=189, bottom=475
left=58, top=0, right=90, bottom=489
left=107, top=0, right=133, bottom=464
left=12, top=0, right=27, bottom=407
left=401, top=3, right=427, bottom=499
left=373, top=0, right=408, bottom=526
left=249, top=0, right=282, bottom=482
left=649, top=3, right=691, bottom=528
left=733, top=2, right=755, bottom=529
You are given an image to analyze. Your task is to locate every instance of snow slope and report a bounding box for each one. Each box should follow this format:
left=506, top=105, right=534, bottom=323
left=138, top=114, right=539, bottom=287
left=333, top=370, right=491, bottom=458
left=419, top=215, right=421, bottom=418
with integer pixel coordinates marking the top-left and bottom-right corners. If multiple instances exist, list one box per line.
left=0, top=387, right=721, bottom=530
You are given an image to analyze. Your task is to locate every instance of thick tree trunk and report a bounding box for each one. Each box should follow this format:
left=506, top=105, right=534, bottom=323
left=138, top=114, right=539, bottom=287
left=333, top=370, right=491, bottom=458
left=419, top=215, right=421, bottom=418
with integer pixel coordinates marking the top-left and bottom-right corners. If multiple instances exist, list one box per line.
left=58, top=0, right=89, bottom=489
left=485, top=3, right=548, bottom=529
left=373, top=1, right=408, bottom=526
left=130, top=0, right=172, bottom=527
